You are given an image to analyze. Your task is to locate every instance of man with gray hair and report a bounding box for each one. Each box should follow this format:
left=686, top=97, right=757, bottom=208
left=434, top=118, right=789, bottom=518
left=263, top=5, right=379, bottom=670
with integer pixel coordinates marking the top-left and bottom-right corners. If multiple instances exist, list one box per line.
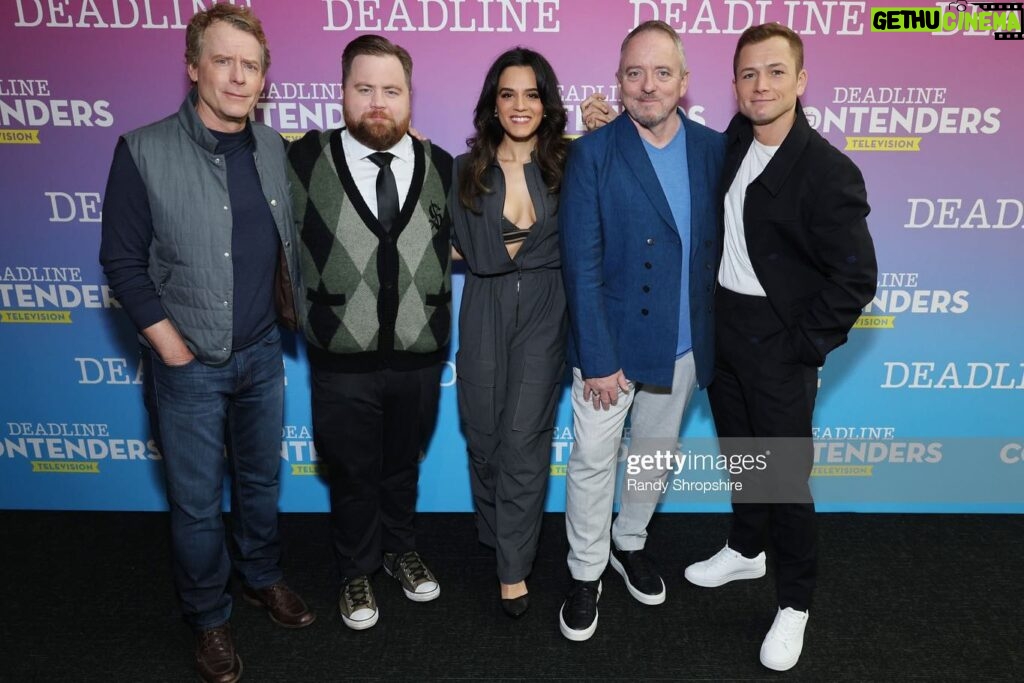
left=100, top=6, right=313, bottom=682
left=558, top=20, right=725, bottom=641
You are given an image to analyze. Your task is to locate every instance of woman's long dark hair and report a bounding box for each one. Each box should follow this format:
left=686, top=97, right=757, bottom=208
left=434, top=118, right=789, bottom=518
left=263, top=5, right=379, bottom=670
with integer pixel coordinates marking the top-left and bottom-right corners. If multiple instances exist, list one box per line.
left=458, top=47, right=568, bottom=212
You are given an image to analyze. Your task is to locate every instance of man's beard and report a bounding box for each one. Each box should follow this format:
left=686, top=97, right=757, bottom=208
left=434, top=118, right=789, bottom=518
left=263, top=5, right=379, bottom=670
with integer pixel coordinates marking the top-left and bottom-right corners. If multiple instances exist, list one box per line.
left=625, top=98, right=673, bottom=132
left=345, top=110, right=410, bottom=150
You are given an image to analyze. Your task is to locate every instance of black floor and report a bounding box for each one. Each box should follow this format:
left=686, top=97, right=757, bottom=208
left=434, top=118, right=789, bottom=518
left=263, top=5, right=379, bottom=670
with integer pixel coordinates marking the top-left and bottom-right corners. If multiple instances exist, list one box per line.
left=2, top=511, right=1022, bottom=681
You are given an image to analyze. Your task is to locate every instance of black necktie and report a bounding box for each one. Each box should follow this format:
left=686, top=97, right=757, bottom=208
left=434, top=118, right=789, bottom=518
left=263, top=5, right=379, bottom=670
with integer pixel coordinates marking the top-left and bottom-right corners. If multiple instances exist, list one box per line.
left=368, top=152, right=399, bottom=232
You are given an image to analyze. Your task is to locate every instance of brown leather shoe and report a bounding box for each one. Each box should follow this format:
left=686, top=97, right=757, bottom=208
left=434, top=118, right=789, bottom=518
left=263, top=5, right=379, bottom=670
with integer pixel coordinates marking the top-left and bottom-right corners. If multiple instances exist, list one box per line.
left=195, top=624, right=242, bottom=683
left=243, top=582, right=316, bottom=628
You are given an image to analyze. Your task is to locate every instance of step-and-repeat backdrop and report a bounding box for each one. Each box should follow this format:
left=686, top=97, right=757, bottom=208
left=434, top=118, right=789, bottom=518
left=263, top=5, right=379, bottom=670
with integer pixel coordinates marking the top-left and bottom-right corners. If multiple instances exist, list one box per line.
left=2, top=1, right=1022, bottom=512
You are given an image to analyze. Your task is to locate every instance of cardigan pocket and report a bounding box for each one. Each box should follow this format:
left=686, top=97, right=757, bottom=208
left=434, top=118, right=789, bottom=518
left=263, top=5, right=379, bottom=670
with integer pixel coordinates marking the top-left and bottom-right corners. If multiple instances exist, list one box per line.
left=306, top=286, right=346, bottom=306
left=425, top=291, right=452, bottom=307
left=304, top=286, right=348, bottom=350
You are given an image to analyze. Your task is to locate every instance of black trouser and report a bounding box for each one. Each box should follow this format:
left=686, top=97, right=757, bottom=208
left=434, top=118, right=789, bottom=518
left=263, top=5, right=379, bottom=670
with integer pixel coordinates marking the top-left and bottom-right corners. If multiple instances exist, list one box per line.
left=708, top=287, right=818, bottom=611
left=311, top=362, right=443, bottom=580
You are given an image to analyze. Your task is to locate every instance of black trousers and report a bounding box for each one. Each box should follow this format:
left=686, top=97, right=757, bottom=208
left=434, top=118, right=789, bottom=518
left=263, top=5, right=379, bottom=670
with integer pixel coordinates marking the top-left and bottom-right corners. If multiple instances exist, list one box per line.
left=708, top=287, right=818, bottom=611
left=311, top=362, right=443, bottom=580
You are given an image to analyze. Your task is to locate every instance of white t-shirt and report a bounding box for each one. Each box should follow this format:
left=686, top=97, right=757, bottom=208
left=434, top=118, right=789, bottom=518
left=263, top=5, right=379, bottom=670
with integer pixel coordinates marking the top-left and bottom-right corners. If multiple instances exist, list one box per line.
left=718, top=139, right=779, bottom=296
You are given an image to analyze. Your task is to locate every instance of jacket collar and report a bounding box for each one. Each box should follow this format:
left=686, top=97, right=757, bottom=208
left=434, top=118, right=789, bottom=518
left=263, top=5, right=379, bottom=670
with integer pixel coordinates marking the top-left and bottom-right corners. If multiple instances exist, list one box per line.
left=725, top=100, right=812, bottom=197
left=614, top=109, right=693, bottom=230
left=177, top=88, right=238, bottom=154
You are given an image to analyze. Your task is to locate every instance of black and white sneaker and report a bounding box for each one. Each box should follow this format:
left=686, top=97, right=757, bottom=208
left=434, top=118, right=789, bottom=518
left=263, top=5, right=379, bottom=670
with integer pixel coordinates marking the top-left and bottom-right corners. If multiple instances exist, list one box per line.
left=609, top=544, right=666, bottom=605
left=338, top=576, right=378, bottom=630
left=383, top=551, right=440, bottom=602
left=559, top=579, right=602, bottom=642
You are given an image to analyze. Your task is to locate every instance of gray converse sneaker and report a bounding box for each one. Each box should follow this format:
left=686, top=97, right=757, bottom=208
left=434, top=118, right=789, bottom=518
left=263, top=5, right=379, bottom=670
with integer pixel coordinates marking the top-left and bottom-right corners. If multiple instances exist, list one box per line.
left=338, top=576, right=378, bottom=630
left=382, top=551, right=440, bottom=602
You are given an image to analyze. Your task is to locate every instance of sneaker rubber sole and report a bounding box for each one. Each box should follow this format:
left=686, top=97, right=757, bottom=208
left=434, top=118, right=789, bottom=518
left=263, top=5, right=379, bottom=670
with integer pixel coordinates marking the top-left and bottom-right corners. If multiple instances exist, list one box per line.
left=340, top=608, right=379, bottom=631
left=760, top=646, right=801, bottom=672
left=558, top=581, right=602, bottom=642
left=383, top=565, right=441, bottom=602
left=608, top=553, right=666, bottom=605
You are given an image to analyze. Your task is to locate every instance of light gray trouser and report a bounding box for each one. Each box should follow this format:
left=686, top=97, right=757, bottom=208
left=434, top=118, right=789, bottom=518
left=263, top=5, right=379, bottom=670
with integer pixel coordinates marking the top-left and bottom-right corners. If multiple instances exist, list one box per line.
left=565, top=353, right=697, bottom=581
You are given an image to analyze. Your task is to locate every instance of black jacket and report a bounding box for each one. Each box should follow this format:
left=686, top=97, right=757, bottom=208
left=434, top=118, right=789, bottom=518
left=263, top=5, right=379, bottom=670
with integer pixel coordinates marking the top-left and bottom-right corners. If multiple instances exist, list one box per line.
left=721, top=102, right=878, bottom=367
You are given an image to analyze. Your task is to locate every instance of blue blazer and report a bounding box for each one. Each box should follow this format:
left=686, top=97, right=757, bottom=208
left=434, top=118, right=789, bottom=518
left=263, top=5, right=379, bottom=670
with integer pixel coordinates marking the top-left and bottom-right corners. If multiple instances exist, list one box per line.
left=559, top=112, right=725, bottom=388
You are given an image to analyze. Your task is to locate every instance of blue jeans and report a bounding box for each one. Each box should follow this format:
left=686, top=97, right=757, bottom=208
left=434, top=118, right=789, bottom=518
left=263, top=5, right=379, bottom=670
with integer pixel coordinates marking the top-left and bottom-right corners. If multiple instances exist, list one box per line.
left=144, top=327, right=285, bottom=630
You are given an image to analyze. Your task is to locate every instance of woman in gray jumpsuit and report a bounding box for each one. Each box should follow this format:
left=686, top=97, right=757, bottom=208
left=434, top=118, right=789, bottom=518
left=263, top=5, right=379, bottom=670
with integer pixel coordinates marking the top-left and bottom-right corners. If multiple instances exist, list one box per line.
left=450, top=48, right=568, bottom=618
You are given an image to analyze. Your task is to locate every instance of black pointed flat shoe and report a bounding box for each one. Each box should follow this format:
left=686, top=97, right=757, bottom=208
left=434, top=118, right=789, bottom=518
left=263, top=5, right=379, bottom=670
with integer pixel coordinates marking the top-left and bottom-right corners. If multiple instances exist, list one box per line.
left=501, top=592, right=529, bottom=619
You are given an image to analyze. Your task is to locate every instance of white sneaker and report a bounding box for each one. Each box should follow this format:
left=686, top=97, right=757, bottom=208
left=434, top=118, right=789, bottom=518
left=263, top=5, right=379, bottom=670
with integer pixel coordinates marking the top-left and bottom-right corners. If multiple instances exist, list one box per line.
left=760, top=607, right=809, bottom=671
left=684, top=544, right=766, bottom=587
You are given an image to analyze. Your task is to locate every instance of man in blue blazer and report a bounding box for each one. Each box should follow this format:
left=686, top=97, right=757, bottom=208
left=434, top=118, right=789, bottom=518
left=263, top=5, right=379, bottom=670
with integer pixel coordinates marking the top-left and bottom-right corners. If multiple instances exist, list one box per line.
left=558, top=20, right=725, bottom=642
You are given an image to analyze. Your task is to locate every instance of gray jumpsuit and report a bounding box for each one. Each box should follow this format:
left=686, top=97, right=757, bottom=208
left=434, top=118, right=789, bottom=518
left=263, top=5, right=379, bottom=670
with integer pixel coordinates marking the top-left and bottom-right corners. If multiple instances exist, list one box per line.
left=450, top=155, right=568, bottom=584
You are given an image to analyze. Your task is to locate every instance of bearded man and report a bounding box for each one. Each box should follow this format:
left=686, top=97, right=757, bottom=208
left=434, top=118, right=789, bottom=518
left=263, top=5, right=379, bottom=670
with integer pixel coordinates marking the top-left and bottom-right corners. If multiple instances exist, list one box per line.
left=287, top=34, right=453, bottom=631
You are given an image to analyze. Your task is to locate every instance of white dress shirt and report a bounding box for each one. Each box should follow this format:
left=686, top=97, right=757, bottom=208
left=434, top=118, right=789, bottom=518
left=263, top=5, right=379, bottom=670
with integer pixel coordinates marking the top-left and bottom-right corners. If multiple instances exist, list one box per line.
left=340, top=128, right=415, bottom=218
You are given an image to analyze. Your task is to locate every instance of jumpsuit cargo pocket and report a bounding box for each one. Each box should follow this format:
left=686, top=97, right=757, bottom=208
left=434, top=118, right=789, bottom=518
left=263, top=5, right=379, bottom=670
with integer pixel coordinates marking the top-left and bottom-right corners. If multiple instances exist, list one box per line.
left=456, top=353, right=497, bottom=434
left=512, top=354, right=565, bottom=433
